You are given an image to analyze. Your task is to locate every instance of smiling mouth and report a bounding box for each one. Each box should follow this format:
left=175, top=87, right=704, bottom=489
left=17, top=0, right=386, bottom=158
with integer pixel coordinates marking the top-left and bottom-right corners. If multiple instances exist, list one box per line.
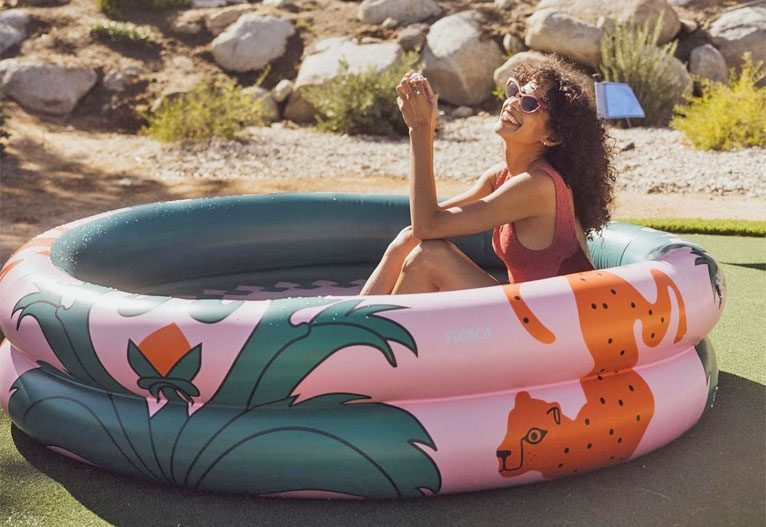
left=501, top=109, right=520, bottom=126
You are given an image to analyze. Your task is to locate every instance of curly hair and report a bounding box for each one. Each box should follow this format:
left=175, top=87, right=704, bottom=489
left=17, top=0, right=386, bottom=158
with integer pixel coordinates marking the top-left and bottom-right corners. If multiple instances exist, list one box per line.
left=512, top=56, right=617, bottom=237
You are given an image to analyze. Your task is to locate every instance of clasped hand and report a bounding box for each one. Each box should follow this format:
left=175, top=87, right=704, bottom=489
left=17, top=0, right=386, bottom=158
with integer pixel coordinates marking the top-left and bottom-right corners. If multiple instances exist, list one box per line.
left=396, top=70, right=438, bottom=133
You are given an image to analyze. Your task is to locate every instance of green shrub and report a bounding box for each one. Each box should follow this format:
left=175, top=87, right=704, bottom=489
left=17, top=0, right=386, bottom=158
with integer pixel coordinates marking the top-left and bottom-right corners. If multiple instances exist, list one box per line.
left=670, top=54, right=766, bottom=150
left=599, top=13, right=687, bottom=126
left=303, top=51, right=422, bottom=136
left=91, top=20, right=152, bottom=45
left=142, top=77, right=268, bottom=142
left=98, top=0, right=188, bottom=18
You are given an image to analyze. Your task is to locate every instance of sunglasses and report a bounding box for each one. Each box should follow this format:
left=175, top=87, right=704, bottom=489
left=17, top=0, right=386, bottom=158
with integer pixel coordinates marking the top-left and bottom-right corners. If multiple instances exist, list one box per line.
left=505, top=77, right=546, bottom=113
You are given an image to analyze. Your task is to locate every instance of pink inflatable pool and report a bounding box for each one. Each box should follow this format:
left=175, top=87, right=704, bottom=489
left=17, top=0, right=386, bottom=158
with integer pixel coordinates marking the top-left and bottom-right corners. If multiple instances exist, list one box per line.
left=0, top=194, right=722, bottom=497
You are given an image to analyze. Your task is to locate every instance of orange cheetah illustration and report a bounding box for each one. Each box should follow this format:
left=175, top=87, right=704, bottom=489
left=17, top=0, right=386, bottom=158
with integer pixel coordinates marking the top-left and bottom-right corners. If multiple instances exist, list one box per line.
left=497, top=269, right=687, bottom=478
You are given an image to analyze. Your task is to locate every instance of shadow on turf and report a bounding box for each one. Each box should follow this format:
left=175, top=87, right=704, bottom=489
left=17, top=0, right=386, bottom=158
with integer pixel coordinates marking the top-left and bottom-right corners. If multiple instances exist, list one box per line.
left=722, top=262, right=766, bottom=272
left=11, top=372, right=765, bottom=527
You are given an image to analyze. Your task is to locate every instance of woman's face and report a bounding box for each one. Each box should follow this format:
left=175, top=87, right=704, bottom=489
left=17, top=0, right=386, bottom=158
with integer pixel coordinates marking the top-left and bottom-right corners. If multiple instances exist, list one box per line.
left=493, top=78, right=553, bottom=147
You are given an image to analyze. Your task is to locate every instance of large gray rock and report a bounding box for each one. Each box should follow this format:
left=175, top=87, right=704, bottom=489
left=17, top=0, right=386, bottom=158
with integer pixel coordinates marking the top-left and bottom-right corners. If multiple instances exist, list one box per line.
left=709, top=6, right=766, bottom=69
left=525, top=9, right=603, bottom=68
left=211, top=14, right=294, bottom=72
left=358, top=0, right=441, bottom=26
left=205, top=5, right=253, bottom=36
left=171, top=10, right=205, bottom=35
left=689, top=44, right=729, bottom=85
left=103, top=66, right=144, bottom=92
left=397, top=23, right=428, bottom=51
left=0, top=10, right=29, bottom=56
left=663, top=52, right=693, bottom=100
left=0, top=60, right=97, bottom=114
left=493, top=51, right=551, bottom=88
left=271, top=79, right=293, bottom=103
left=421, top=11, right=505, bottom=106
left=285, top=37, right=403, bottom=122
left=535, top=0, right=680, bottom=44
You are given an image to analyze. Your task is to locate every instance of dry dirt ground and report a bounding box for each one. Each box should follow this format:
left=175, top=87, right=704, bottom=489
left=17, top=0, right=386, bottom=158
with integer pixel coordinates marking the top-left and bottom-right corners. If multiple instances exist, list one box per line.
left=1, top=101, right=765, bottom=263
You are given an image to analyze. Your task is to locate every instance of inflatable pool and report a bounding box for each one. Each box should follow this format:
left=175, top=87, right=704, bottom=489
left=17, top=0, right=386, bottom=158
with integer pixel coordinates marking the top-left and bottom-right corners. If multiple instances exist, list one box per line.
left=0, top=193, right=722, bottom=498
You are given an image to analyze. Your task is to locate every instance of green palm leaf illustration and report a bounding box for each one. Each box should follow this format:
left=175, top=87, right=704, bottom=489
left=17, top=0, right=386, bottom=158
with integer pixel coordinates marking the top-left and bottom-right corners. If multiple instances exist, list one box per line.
left=184, top=393, right=440, bottom=498
left=13, top=283, right=132, bottom=395
left=8, top=367, right=165, bottom=482
left=117, top=295, right=171, bottom=317
left=650, top=243, right=724, bottom=306
left=9, top=290, right=442, bottom=497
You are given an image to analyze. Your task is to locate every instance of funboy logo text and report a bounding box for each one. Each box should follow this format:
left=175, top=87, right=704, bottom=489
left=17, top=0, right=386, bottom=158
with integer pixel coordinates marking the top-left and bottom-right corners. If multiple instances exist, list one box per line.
left=445, top=326, right=492, bottom=343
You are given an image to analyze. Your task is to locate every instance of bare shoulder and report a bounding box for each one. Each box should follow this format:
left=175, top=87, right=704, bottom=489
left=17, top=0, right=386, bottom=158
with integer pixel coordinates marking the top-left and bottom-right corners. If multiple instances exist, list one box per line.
left=483, top=161, right=507, bottom=190
left=494, top=167, right=556, bottom=206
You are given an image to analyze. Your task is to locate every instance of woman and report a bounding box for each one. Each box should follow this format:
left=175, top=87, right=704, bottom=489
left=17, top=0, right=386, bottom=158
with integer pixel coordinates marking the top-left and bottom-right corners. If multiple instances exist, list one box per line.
left=360, top=57, right=616, bottom=295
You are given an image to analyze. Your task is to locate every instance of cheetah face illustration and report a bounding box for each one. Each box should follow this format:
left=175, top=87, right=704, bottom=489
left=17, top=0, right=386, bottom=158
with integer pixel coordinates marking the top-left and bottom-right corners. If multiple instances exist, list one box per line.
left=496, top=391, right=561, bottom=476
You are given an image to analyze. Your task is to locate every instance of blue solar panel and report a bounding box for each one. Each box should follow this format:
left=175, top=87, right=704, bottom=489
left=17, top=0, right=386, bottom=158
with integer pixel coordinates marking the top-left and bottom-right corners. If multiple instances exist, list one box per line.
left=595, top=82, right=645, bottom=119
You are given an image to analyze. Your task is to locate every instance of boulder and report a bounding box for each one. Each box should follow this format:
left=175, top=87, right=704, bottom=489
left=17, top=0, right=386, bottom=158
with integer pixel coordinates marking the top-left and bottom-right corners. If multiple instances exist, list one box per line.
left=396, top=23, right=428, bottom=51
left=709, top=6, right=766, bottom=69
left=212, top=14, right=294, bottom=72
left=241, top=86, right=280, bottom=122
left=103, top=66, right=144, bottom=92
left=205, top=5, right=253, bottom=36
left=495, top=0, right=513, bottom=9
left=502, top=33, right=527, bottom=55
left=663, top=53, right=693, bottom=100
left=0, top=60, right=97, bottom=114
left=285, top=37, right=403, bottom=122
left=358, top=0, right=441, bottom=26
left=493, top=51, right=550, bottom=88
left=535, top=0, right=680, bottom=44
left=171, top=10, right=205, bottom=35
left=525, top=9, right=603, bottom=68
left=0, top=10, right=29, bottom=56
left=192, top=0, right=227, bottom=7
left=421, top=11, right=506, bottom=106
left=382, top=17, right=398, bottom=29
left=689, top=44, right=729, bottom=85
left=272, top=79, right=293, bottom=103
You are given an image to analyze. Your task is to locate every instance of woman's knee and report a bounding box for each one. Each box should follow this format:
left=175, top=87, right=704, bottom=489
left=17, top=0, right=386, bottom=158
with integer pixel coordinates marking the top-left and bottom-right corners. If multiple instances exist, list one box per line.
left=386, top=226, right=420, bottom=255
left=403, top=239, right=452, bottom=271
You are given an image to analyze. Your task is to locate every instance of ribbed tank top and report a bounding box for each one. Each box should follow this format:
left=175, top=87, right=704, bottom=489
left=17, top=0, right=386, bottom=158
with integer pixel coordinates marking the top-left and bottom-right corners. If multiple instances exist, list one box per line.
left=491, top=162, right=594, bottom=284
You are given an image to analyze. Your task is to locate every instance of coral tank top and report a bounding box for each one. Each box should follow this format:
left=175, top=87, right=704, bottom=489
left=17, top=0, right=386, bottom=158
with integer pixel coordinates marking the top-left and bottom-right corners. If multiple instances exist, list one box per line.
left=491, top=162, right=595, bottom=284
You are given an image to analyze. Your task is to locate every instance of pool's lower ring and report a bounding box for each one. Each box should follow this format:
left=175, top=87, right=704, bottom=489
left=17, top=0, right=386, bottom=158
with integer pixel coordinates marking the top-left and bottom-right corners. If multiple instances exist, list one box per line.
left=0, top=193, right=724, bottom=498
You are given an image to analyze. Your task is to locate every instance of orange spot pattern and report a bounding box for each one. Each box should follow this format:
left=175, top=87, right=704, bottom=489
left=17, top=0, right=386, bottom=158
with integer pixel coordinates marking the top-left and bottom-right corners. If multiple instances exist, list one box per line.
left=502, top=284, right=555, bottom=344
left=138, top=323, right=192, bottom=377
left=497, top=269, right=687, bottom=479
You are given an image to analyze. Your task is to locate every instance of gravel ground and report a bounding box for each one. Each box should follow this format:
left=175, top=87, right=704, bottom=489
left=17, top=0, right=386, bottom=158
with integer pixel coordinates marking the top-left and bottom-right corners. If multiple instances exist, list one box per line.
left=134, top=115, right=766, bottom=197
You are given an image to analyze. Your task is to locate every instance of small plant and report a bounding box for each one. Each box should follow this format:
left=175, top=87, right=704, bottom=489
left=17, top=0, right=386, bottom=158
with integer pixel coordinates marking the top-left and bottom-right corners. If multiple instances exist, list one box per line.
left=599, top=13, right=687, bottom=126
left=303, top=51, right=422, bottom=136
left=98, top=0, right=189, bottom=18
left=91, top=20, right=152, bottom=45
left=670, top=54, right=766, bottom=151
left=142, top=76, right=268, bottom=142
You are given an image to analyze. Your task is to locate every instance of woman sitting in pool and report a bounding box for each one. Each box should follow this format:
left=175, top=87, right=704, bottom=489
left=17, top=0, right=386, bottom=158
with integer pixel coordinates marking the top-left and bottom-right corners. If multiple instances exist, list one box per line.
left=361, top=57, right=616, bottom=295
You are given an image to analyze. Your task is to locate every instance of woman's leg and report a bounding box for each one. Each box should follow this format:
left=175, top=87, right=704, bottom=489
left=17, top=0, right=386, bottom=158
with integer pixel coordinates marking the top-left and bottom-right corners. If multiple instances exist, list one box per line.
left=392, top=239, right=500, bottom=294
left=360, top=227, right=420, bottom=296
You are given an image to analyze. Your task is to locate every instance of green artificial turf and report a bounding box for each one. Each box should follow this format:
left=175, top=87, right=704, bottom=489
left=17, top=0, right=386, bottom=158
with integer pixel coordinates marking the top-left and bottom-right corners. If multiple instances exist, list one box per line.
left=616, top=217, right=766, bottom=237
left=684, top=233, right=766, bottom=384
left=0, top=234, right=763, bottom=526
